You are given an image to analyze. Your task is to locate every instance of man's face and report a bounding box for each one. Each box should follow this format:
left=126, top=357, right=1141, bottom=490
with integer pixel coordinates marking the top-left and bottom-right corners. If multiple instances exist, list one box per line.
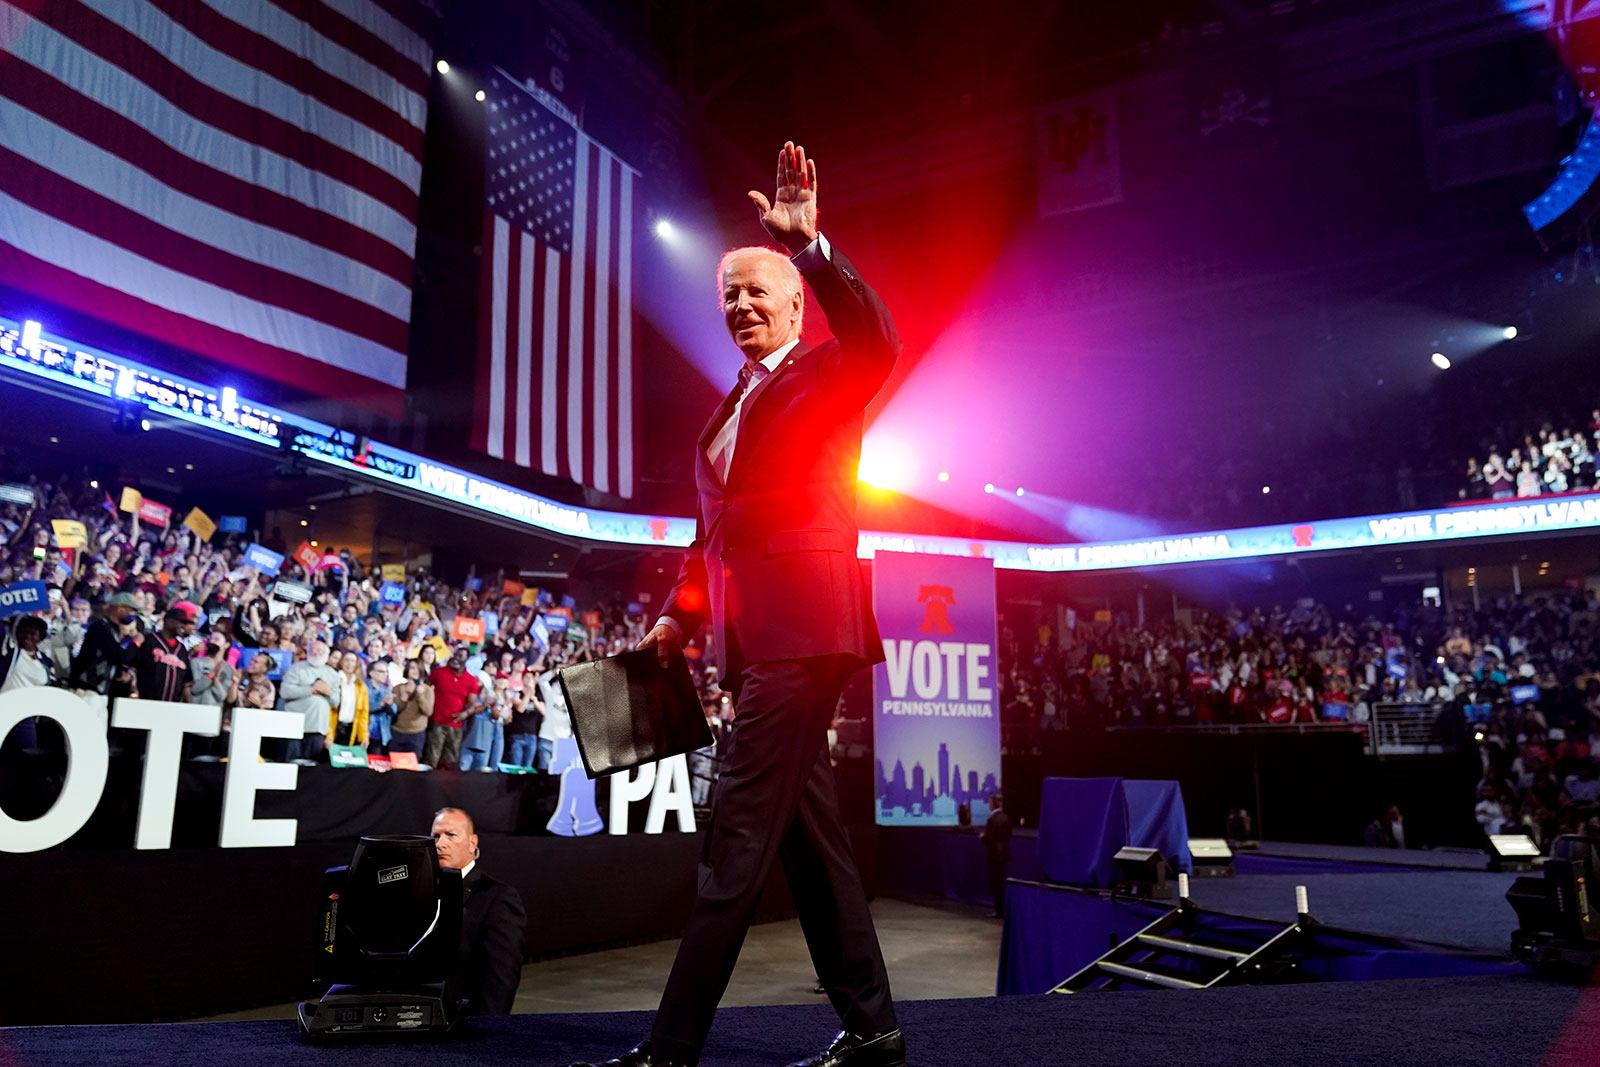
left=71, top=603, right=90, bottom=624
left=343, top=606, right=358, bottom=624
left=449, top=648, right=468, bottom=671
left=430, top=810, right=476, bottom=870
left=722, top=251, right=800, bottom=360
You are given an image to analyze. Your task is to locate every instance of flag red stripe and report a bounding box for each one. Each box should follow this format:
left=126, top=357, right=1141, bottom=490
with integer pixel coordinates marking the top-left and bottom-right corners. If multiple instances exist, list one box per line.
left=471, top=209, right=497, bottom=455
left=0, top=58, right=413, bottom=285
left=0, top=242, right=403, bottom=415
left=29, top=0, right=417, bottom=216
left=529, top=239, right=548, bottom=470
left=142, top=0, right=423, bottom=159
left=261, top=0, right=429, bottom=98
left=0, top=145, right=408, bottom=351
left=553, top=244, right=573, bottom=482
left=503, top=226, right=523, bottom=463
left=578, top=147, right=598, bottom=489
left=607, top=163, right=624, bottom=496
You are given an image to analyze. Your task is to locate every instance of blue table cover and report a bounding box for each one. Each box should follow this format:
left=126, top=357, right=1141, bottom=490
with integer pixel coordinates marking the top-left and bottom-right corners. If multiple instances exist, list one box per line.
left=1124, top=779, right=1193, bottom=875
left=1036, top=777, right=1128, bottom=887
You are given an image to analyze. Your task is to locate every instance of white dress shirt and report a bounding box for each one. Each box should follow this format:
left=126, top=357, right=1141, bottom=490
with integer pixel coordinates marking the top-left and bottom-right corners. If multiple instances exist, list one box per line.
left=705, top=338, right=800, bottom=484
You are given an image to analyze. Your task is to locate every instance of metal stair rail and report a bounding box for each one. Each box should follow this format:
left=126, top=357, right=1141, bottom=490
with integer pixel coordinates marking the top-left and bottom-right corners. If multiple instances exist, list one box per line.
left=1050, top=879, right=1314, bottom=993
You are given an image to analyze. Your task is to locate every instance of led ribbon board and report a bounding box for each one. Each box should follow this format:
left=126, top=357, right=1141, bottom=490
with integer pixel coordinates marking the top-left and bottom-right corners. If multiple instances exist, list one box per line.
left=8, top=314, right=1600, bottom=569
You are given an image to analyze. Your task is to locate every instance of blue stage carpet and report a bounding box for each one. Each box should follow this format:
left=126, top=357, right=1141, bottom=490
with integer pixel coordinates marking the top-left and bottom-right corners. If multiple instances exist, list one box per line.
left=1195, top=865, right=1522, bottom=952
left=3, top=976, right=1597, bottom=1067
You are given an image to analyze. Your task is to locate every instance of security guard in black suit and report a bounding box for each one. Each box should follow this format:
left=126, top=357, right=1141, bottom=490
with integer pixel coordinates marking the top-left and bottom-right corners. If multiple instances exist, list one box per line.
left=431, top=806, right=526, bottom=1014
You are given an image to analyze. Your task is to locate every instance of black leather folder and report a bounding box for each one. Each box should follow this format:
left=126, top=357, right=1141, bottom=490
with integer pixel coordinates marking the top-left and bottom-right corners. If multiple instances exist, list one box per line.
left=557, top=647, right=712, bottom=778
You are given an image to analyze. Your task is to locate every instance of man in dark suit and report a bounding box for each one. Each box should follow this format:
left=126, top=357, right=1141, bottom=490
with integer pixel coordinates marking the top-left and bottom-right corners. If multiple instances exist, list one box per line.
left=431, top=806, right=526, bottom=1015
left=575, top=143, right=903, bottom=1067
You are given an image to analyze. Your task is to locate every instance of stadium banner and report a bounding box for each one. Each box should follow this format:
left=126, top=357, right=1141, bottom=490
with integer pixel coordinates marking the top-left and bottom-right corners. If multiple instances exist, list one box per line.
left=1037, top=89, right=1121, bottom=216
left=872, top=553, right=1001, bottom=828
left=14, top=313, right=1600, bottom=569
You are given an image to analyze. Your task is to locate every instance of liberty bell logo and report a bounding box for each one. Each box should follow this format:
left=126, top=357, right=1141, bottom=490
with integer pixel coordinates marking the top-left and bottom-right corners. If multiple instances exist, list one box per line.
left=917, top=584, right=955, bottom=635
left=546, top=736, right=604, bottom=836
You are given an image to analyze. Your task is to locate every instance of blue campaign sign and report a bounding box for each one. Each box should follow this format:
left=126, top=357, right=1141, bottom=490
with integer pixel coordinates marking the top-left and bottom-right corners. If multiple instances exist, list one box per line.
left=560, top=594, right=577, bottom=609
left=872, top=553, right=1000, bottom=828
left=236, top=646, right=292, bottom=681
left=465, top=576, right=483, bottom=592
left=0, top=580, right=47, bottom=618
left=544, top=613, right=568, bottom=633
left=482, top=610, right=499, bottom=635
left=379, top=582, right=406, bottom=605
left=531, top=615, right=549, bottom=649
left=242, top=543, right=284, bottom=576
left=218, top=515, right=249, bottom=534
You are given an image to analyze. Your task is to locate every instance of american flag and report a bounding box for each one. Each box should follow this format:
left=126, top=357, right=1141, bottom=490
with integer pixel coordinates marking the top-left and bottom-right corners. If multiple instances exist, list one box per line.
left=0, top=0, right=431, bottom=414
left=472, top=69, right=637, bottom=498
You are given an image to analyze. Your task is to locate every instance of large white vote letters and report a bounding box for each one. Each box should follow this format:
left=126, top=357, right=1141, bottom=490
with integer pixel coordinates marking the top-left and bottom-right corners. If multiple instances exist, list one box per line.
left=607, top=753, right=696, bottom=835
left=0, top=690, right=300, bottom=853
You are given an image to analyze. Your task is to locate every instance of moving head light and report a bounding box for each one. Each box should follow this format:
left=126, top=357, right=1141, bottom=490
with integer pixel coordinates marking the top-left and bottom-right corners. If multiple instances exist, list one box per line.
left=298, top=835, right=464, bottom=1039
left=1506, top=834, right=1600, bottom=979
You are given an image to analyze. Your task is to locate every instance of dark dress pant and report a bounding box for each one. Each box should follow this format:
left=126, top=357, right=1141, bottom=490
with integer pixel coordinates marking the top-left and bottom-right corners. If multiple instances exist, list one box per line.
left=650, top=656, right=897, bottom=1065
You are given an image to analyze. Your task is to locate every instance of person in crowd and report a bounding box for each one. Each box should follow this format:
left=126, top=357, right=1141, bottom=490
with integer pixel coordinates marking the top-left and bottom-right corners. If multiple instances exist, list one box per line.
left=240, top=651, right=277, bottom=714
left=68, top=591, right=140, bottom=696
left=135, top=604, right=195, bottom=703
left=1363, top=804, right=1405, bottom=849
left=425, top=647, right=478, bottom=770
left=43, top=597, right=91, bottom=677
left=190, top=632, right=236, bottom=709
left=366, top=659, right=394, bottom=755
left=981, top=792, right=1013, bottom=919
left=505, top=674, right=543, bottom=769
left=390, top=659, right=433, bottom=756
left=0, top=615, right=53, bottom=749
left=328, top=649, right=370, bottom=749
left=430, top=807, right=526, bottom=1016
left=534, top=660, right=571, bottom=771
left=280, top=639, right=341, bottom=762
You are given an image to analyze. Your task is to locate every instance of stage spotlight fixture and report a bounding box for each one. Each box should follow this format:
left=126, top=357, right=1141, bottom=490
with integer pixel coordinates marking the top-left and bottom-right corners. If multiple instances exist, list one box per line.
left=140, top=419, right=150, bottom=431
left=20, top=319, right=40, bottom=352
left=1112, top=846, right=1174, bottom=899
left=1015, top=487, right=1025, bottom=497
left=1507, top=834, right=1600, bottom=978
left=1488, top=833, right=1542, bottom=873
left=1431, top=352, right=1451, bottom=370
left=653, top=218, right=675, bottom=240
left=937, top=471, right=949, bottom=483
left=475, top=89, right=486, bottom=102
left=435, top=59, right=449, bottom=74
left=984, top=483, right=995, bottom=494
left=1260, top=485, right=1270, bottom=495
left=1188, top=838, right=1236, bottom=878
left=297, top=835, right=464, bottom=1039
left=1503, top=326, right=1518, bottom=340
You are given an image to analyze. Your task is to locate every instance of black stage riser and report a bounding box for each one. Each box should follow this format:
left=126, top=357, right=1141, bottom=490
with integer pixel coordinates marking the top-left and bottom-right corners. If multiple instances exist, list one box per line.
left=0, top=829, right=879, bottom=1026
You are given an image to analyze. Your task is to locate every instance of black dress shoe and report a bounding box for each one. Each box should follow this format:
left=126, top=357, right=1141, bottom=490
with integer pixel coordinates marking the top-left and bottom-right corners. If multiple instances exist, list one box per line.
left=569, top=1040, right=689, bottom=1067
left=785, top=1029, right=907, bottom=1067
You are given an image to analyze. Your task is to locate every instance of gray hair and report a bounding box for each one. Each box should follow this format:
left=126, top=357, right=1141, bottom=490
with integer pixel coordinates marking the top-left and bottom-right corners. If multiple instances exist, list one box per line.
left=716, top=245, right=804, bottom=320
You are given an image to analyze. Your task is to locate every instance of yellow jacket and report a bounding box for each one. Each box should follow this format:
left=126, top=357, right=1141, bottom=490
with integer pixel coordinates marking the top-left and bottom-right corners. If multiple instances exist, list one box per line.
left=325, top=674, right=370, bottom=747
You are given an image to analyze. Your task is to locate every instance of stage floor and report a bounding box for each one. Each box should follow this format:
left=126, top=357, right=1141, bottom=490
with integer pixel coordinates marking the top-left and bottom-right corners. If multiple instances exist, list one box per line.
left=4, top=974, right=1595, bottom=1067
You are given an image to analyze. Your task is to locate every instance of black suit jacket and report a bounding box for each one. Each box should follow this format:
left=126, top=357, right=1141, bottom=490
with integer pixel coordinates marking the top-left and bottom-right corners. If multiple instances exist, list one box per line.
left=448, top=866, right=526, bottom=1015
left=661, top=244, right=899, bottom=683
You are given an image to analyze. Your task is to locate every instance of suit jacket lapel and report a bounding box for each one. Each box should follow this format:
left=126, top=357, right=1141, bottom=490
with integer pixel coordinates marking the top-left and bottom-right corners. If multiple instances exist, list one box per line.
left=726, top=341, right=809, bottom=489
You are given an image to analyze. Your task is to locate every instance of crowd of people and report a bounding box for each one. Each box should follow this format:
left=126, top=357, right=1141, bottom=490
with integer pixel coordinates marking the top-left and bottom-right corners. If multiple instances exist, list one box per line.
left=0, top=466, right=733, bottom=777
left=993, top=589, right=1600, bottom=847
left=1461, top=409, right=1600, bottom=501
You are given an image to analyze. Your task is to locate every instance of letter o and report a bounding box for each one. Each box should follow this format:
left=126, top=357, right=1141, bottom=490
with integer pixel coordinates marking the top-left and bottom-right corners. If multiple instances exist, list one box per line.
left=0, top=689, right=109, bottom=853
left=912, top=642, right=941, bottom=699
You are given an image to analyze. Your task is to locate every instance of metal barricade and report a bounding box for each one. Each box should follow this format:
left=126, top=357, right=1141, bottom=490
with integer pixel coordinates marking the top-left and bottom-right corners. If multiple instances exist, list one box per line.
left=1368, top=701, right=1454, bottom=757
